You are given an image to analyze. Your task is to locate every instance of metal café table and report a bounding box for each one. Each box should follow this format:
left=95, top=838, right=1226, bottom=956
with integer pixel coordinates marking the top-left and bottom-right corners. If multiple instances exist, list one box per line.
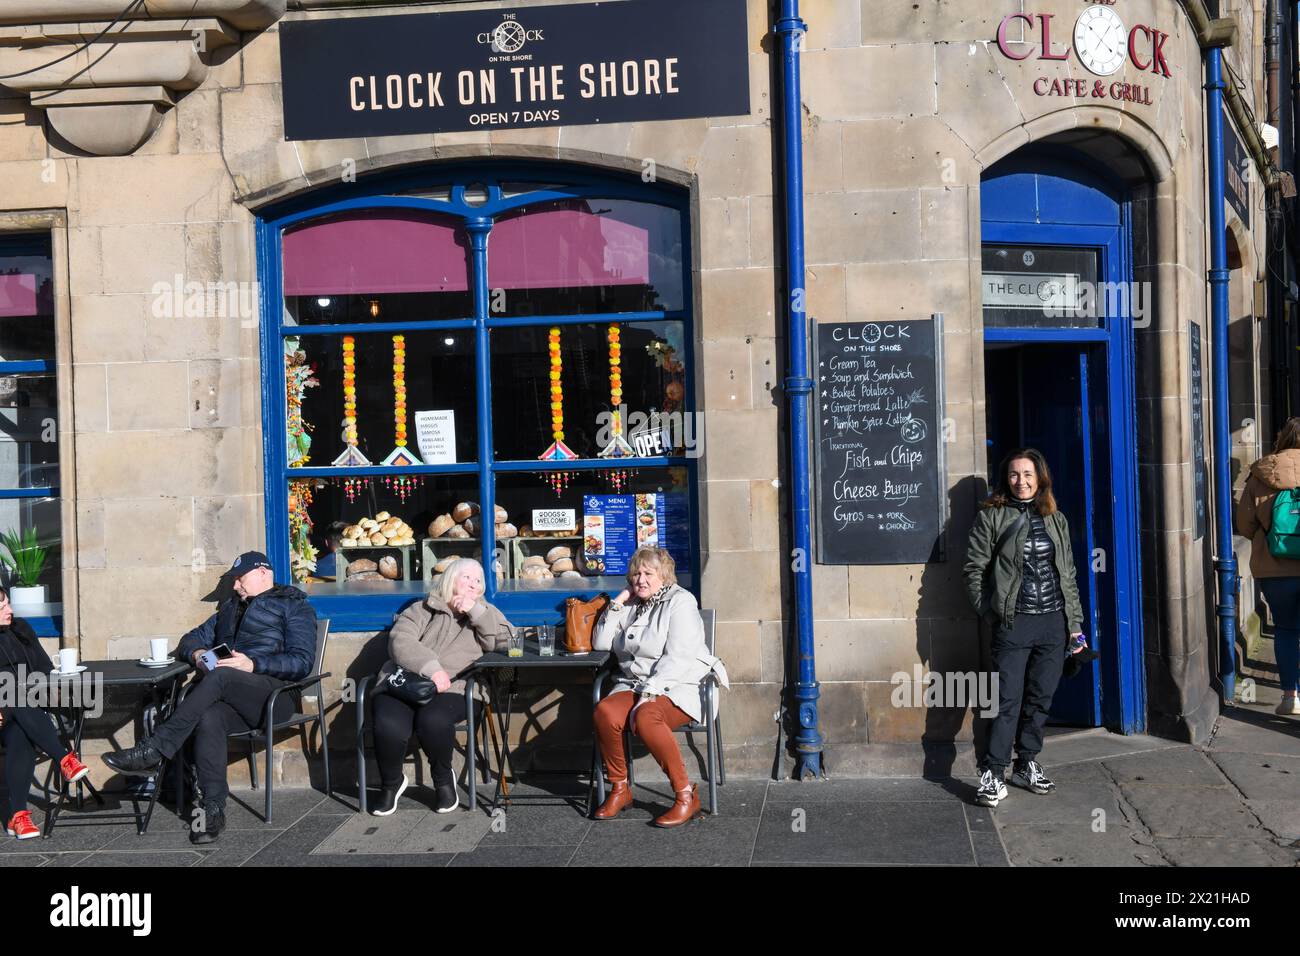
left=463, top=642, right=610, bottom=814
left=41, top=658, right=192, bottom=838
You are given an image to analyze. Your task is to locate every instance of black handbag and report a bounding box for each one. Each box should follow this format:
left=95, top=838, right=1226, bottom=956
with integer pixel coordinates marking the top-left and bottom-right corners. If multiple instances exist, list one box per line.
left=383, top=666, right=438, bottom=706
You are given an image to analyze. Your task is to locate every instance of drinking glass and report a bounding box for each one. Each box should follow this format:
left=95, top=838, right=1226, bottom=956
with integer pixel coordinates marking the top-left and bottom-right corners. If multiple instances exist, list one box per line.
left=508, top=628, right=525, bottom=658
left=538, top=624, right=555, bottom=657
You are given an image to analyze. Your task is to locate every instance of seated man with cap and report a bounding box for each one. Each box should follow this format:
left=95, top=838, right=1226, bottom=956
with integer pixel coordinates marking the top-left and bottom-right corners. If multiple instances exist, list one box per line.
left=103, top=551, right=317, bottom=844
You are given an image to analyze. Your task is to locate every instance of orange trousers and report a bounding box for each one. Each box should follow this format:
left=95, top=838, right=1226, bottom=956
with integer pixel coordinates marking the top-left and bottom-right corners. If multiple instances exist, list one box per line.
left=594, top=691, right=692, bottom=792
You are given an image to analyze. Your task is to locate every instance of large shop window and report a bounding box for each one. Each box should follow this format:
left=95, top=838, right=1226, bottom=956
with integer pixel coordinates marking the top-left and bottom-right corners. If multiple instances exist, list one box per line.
left=0, top=234, right=61, bottom=634
left=263, top=172, right=696, bottom=627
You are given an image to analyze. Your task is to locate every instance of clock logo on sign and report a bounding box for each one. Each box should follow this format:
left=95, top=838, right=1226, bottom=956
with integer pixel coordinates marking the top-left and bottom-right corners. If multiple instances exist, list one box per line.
left=1073, top=4, right=1127, bottom=76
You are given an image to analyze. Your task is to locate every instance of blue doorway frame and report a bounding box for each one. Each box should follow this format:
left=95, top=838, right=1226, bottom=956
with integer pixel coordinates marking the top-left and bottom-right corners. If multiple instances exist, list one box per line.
left=981, top=150, right=1146, bottom=734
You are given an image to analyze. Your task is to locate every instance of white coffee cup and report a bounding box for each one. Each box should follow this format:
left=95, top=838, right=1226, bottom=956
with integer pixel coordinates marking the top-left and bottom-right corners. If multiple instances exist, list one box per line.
left=58, top=648, right=78, bottom=673
left=150, top=638, right=169, bottom=661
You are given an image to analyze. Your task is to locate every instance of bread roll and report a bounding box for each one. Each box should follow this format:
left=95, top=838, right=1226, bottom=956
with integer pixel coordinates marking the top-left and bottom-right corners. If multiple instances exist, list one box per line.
left=392, top=536, right=415, bottom=546
left=523, top=555, right=548, bottom=568
left=520, top=563, right=550, bottom=581
left=447, top=525, right=470, bottom=539
left=550, top=557, right=575, bottom=573
left=434, top=557, right=457, bottom=574
left=494, top=504, right=508, bottom=523
left=344, top=524, right=363, bottom=539
left=518, top=525, right=533, bottom=538
left=429, top=514, right=455, bottom=538
left=545, top=545, right=572, bottom=564
left=347, top=559, right=378, bottom=575
left=369, top=532, right=387, bottom=546
left=378, top=556, right=400, bottom=580
left=559, top=570, right=583, bottom=579
left=462, top=517, right=480, bottom=537
left=375, top=511, right=391, bottom=522
left=382, top=518, right=402, bottom=533
left=496, top=522, right=517, bottom=539
left=348, top=570, right=382, bottom=581
left=452, top=502, right=478, bottom=523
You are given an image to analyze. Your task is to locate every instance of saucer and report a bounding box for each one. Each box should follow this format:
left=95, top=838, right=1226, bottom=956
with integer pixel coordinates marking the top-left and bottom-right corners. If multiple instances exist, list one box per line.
left=138, top=658, right=172, bottom=667
left=50, top=665, right=87, bottom=676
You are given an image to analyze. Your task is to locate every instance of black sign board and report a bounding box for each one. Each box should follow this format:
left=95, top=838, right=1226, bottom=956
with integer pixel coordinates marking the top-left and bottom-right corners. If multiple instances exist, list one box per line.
left=279, top=0, right=750, bottom=142
left=1191, top=320, right=1207, bottom=540
left=1223, top=108, right=1251, bottom=227
left=813, top=316, right=947, bottom=565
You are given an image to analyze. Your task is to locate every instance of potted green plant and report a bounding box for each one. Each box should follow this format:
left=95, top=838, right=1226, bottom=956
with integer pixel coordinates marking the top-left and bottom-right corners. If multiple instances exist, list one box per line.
left=0, top=527, right=48, bottom=609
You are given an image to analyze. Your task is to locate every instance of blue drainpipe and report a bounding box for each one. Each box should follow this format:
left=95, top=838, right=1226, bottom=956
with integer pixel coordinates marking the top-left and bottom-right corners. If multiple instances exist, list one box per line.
left=774, top=0, right=823, bottom=779
left=1205, top=48, right=1239, bottom=702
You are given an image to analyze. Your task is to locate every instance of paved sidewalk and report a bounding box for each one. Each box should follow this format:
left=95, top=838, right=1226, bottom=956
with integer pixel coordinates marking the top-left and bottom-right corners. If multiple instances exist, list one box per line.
left=0, top=703, right=1294, bottom=867
left=5, top=642, right=1298, bottom=866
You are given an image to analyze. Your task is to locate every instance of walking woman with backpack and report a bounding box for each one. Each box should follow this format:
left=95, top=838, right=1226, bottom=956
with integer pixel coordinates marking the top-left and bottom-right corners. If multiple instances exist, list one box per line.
left=1236, top=417, right=1300, bottom=716
left=964, top=448, right=1089, bottom=807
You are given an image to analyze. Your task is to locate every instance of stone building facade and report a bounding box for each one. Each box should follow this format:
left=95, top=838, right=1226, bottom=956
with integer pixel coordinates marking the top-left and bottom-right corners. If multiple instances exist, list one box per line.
left=0, top=0, right=1278, bottom=786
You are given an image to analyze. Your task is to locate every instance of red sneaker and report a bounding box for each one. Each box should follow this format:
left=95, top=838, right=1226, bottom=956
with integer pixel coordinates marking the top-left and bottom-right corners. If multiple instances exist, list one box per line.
left=59, top=752, right=90, bottom=784
left=6, top=811, right=39, bottom=840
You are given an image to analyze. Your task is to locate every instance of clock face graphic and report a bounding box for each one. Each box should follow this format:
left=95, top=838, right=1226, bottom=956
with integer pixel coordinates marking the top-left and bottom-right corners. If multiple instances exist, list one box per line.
left=1074, top=5, right=1127, bottom=76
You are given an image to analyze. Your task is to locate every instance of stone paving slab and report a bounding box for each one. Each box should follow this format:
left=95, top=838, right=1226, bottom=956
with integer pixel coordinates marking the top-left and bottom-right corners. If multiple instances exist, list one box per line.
left=997, top=824, right=1166, bottom=866
left=1118, top=783, right=1268, bottom=839
left=1207, top=751, right=1300, bottom=801
left=1097, top=749, right=1230, bottom=788
left=753, top=800, right=974, bottom=866
left=1156, top=836, right=1298, bottom=867
left=1246, top=800, right=1300, bottom=843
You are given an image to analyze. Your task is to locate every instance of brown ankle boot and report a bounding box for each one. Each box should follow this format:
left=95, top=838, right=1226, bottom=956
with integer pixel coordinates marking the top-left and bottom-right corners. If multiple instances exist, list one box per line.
left=593, top=780, right=633, bottom=820
left=652, top=783, right=701, bottom=828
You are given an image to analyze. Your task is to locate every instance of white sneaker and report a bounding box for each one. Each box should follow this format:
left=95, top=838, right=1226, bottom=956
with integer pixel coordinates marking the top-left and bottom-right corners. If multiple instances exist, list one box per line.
left=974, top=768, right=1008, bottom=807
left=370, top=774, right=408, bottom=816
left=1275, top=695, right=1300, bottom=716
left=1011, top=759, right=1056, bottom=794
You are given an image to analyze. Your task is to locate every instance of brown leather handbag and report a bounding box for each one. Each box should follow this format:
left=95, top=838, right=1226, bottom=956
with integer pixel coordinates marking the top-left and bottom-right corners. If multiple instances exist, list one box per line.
left=564, top=593, right=610, bottom=654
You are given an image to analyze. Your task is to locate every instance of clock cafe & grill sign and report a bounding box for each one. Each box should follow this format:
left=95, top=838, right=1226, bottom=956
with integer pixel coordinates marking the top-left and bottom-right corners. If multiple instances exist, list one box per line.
left=996, top=3, right=1173, bottom=105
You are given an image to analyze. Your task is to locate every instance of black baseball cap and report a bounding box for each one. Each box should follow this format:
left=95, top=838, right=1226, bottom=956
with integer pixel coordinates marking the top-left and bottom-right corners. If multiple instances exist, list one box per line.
left=230, top=551, right=273, bottom=576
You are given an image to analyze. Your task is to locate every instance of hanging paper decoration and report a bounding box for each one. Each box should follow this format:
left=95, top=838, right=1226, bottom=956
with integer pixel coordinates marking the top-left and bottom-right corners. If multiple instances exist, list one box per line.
left=381, top=333, right=423, bottom=475
left=288, top=479, right=318, bottom=583
left=285, top=336, right=319, bottom=468
left=598, top=323, right=636, bottom=491
left=332, top=335, right=373, bottom=467
left=538, top=325, right=578, bottom=495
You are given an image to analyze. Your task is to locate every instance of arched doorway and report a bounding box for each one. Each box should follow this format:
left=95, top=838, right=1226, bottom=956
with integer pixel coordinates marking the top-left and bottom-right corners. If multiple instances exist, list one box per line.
left=980, top=144, right=1145, bottom=732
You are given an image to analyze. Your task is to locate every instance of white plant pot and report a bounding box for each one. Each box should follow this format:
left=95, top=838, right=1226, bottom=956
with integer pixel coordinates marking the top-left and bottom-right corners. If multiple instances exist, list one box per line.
left=9, top=585, right=46, bottom=609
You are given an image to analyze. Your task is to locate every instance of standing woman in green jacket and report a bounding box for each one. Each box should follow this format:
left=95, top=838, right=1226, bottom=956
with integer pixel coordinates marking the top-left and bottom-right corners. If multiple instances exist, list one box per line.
left=964, top=448, right=1087, bottom=808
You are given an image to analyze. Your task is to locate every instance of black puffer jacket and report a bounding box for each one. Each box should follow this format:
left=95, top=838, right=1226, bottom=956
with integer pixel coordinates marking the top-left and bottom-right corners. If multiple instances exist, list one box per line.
left=1015, top=506, right=1065, bottom=615
left=0, top=618, right=53, bottom=678
left=176, top=585, right=316, bottom=682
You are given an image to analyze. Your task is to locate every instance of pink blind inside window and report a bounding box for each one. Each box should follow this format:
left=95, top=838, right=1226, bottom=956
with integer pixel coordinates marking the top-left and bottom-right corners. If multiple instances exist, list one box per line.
left=0, top=273, right=38, bottom=317
left=488, top=206, right=650, bottom=290
left=283, top=210, right=470, bottom=296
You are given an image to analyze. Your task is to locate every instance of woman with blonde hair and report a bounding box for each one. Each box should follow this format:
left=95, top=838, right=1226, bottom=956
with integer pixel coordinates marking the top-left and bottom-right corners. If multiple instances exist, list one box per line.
left=591, top=546, right=727, bottom=827
left=1236, top=417, right=1300, bottom=716
left=370, top=558, right=513, bottom=814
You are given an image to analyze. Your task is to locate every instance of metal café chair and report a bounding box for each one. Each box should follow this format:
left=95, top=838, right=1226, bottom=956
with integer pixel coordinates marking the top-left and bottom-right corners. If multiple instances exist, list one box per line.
left=589, top=608, right=725, bottom=815
left=178, top=618, right=333, bottom=824
left=354, top=673, right=491, bottom=814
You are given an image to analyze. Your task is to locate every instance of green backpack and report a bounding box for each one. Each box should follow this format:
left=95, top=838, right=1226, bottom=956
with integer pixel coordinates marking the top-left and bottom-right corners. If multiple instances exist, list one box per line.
left=1267, top=488, right=1300, bottom=559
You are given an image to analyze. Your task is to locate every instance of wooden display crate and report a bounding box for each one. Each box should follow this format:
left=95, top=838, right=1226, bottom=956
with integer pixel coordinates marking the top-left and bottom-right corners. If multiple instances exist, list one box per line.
left=421, top=537, right=508, bottom=585
left=508, top=536, right=585, bottom=581
left=337, top=542, right=416, bottom=582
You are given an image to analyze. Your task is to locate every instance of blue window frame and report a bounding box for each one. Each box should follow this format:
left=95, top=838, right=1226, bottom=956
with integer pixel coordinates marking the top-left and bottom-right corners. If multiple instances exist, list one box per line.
left=258, top=165, right=700, bottom=630
left=0, top=233, right=61, bottom=637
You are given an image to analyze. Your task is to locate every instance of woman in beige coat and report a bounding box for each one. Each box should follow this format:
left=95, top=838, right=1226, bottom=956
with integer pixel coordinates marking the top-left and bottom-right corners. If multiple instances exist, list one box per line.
left=371, top=558, right=514, bottom=815
left=590, top=546, right=727, bottom=827
left=1236, top=417, right=1300, bottom=716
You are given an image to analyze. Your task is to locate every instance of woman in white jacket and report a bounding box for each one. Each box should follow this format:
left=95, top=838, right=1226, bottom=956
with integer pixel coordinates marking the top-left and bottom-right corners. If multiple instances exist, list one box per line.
left=591, top=546, right=723, bottom=827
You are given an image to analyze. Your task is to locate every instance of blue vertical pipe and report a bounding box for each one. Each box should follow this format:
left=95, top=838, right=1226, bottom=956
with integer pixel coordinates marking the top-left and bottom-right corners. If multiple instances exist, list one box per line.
left=467, top=217, right=499, bottom=602
left=774, top=0, right=823, bottom=778
left=1205, top=49, right=1238, bottom=701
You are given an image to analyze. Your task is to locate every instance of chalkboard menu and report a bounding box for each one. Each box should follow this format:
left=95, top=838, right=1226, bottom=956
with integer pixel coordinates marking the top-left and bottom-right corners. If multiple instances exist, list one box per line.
left=813, top=316, right=946, bottom=564
left=1190, top=321, right=1207, bottom=540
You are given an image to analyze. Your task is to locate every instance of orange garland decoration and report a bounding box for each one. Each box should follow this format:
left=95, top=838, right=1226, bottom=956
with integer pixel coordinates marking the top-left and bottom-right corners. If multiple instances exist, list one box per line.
left=393, top=334, right=407, bottom=447
left=342, top=335, right=358, bottom=446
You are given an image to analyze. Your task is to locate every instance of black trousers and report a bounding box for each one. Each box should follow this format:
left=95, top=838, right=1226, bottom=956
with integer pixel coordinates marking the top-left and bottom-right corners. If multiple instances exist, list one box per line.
left=372, top=691, right=468, bottom=789
left=152, top=668, right=294, bottom=806
left=985, top=610, right=1066, bottom=774
left=2, top=707, right=69, bottom=817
